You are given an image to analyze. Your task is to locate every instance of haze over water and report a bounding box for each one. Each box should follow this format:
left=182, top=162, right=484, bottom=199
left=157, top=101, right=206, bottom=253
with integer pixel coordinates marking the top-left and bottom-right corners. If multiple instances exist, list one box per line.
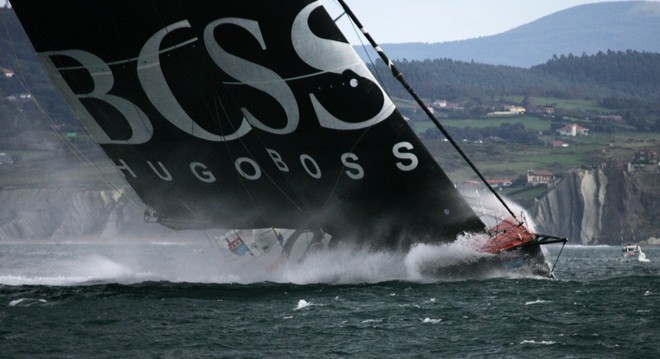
left=1, top=241, right=658, bottom=358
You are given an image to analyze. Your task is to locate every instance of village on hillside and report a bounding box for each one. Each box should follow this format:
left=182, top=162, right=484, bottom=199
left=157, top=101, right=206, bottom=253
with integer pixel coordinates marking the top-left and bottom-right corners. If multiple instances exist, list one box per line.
left=415, top=97, right=660, bottom=196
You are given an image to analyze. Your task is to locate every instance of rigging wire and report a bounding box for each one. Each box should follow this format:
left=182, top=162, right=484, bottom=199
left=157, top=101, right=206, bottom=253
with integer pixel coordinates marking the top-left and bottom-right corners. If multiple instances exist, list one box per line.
left=213, top=96, right=271, bottom=228
left=204, top=8, right=379, bottom=235
left=213, top=96, right=328, bottom=244
left=550, top=239, right=566, bottom=274
left=215, top=95, right=305, bottom=214
left=213, top=95, right=324, bottom=237
left=285, top=1, right=397, bottom=233
left=331, top=3, right=393, bottom=101
left=335, top=0, right=520, bottom=222
left=145, top=0, right=316, bottom=231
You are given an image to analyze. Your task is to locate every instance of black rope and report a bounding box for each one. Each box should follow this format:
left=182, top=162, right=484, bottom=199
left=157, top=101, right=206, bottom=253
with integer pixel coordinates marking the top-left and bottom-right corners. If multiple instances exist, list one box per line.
left=335, top=0, right=519, bottom=221
left=551, top=239, right=567, bottom=274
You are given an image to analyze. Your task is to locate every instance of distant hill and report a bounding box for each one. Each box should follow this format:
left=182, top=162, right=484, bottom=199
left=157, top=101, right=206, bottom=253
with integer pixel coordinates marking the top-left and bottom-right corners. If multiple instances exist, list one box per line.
left=363, top=1, right=660, bottom=67
left=374, top=51, right=660, bottom=103
left=371, top=50, right=660, bottom=131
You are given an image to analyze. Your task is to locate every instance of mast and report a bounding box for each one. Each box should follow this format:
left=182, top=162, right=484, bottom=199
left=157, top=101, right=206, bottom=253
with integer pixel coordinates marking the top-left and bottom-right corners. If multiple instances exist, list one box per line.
left=335, top=0, right=519, bottom=221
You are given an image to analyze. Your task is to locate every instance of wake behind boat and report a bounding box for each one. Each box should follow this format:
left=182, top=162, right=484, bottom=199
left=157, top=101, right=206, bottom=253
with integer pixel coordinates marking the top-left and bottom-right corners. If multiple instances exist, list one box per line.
left=9, top=0, right=566, bottom=278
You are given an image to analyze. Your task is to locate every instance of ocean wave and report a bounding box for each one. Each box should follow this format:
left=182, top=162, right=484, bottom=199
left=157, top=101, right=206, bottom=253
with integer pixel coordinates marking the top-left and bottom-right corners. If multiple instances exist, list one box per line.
left=525, top=299, right=550, bottom=305
left=520, top=339, right=557, bottom=345
left=295, top=299, right=312, bottom=310
left=8, top=298, right=47, bottom=307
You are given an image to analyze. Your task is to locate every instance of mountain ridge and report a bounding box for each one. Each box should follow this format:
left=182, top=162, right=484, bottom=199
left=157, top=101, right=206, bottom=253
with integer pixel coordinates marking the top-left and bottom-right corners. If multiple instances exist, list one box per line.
left=366, top=1, right=660, bottom=67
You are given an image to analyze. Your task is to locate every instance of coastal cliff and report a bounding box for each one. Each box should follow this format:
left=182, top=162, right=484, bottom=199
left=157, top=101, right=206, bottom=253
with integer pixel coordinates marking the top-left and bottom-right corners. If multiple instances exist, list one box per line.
left=531, top=161, right=659, bottom=245
left=0, top=187, right=170, bottom=240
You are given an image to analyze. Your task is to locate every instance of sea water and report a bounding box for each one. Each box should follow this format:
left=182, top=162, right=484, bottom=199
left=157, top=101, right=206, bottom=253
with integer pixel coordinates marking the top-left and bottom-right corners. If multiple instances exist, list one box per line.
left=0, top=240, right=658, bottom=358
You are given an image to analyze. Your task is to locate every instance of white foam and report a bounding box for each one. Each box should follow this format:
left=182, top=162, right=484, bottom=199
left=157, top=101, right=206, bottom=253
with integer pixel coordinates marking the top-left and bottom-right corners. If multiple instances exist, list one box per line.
left=295, top=299, right=311, bottom=310
left=80, top=255, right=133, bottom=279
left=8, top=298, right=47, bottom=307
left=0, top=231, right=545, bottom=286
left=1, top=251, right=158, bottom=286
left=520, top=340, right=557, bottom=345
left=525, top=299, right=550, bottom=305
left=270, top=246, right=408, bottom=284
left=421, top=318, right=442, bottom=324
left=566, top=244, right=612, bottom=249
left=404, top=233, right=494, bottom=281
left=1, top=275, right=105, bottom=286
left=148, top=241, right=187, bottom=246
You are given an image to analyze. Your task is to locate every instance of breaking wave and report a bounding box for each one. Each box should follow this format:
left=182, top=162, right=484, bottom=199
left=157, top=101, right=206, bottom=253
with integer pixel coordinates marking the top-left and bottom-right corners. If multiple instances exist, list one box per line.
left=403, top=232, right=495, bottom=281
left=0, top=232, right=544, bottom=287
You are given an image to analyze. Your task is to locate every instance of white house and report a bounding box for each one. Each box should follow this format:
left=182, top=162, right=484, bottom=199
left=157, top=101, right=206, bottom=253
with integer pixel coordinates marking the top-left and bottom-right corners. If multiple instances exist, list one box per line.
left=557, top=123, right=589, bottom=136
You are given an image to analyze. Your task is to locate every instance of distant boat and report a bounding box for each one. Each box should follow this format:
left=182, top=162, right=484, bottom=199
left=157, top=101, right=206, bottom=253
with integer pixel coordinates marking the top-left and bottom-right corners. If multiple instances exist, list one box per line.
left=622, top=243, right=641, bottom=258
left=620, top=221, right=649, bottom=262
left=10, top=0, right=567, bottom=277
left=622, top=243, right=650, bottom=262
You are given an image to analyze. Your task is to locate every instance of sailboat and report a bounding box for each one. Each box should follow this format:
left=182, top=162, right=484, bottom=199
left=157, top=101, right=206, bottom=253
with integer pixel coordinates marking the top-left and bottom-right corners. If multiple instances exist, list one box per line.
left=9, top=0, right=567, bottom=277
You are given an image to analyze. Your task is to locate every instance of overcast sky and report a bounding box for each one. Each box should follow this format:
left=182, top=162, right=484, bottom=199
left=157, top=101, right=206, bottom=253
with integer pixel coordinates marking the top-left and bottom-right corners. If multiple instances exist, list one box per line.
left=2, top=0, right=655, bottom=43
left=324, top=0, right=658, bottom=43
